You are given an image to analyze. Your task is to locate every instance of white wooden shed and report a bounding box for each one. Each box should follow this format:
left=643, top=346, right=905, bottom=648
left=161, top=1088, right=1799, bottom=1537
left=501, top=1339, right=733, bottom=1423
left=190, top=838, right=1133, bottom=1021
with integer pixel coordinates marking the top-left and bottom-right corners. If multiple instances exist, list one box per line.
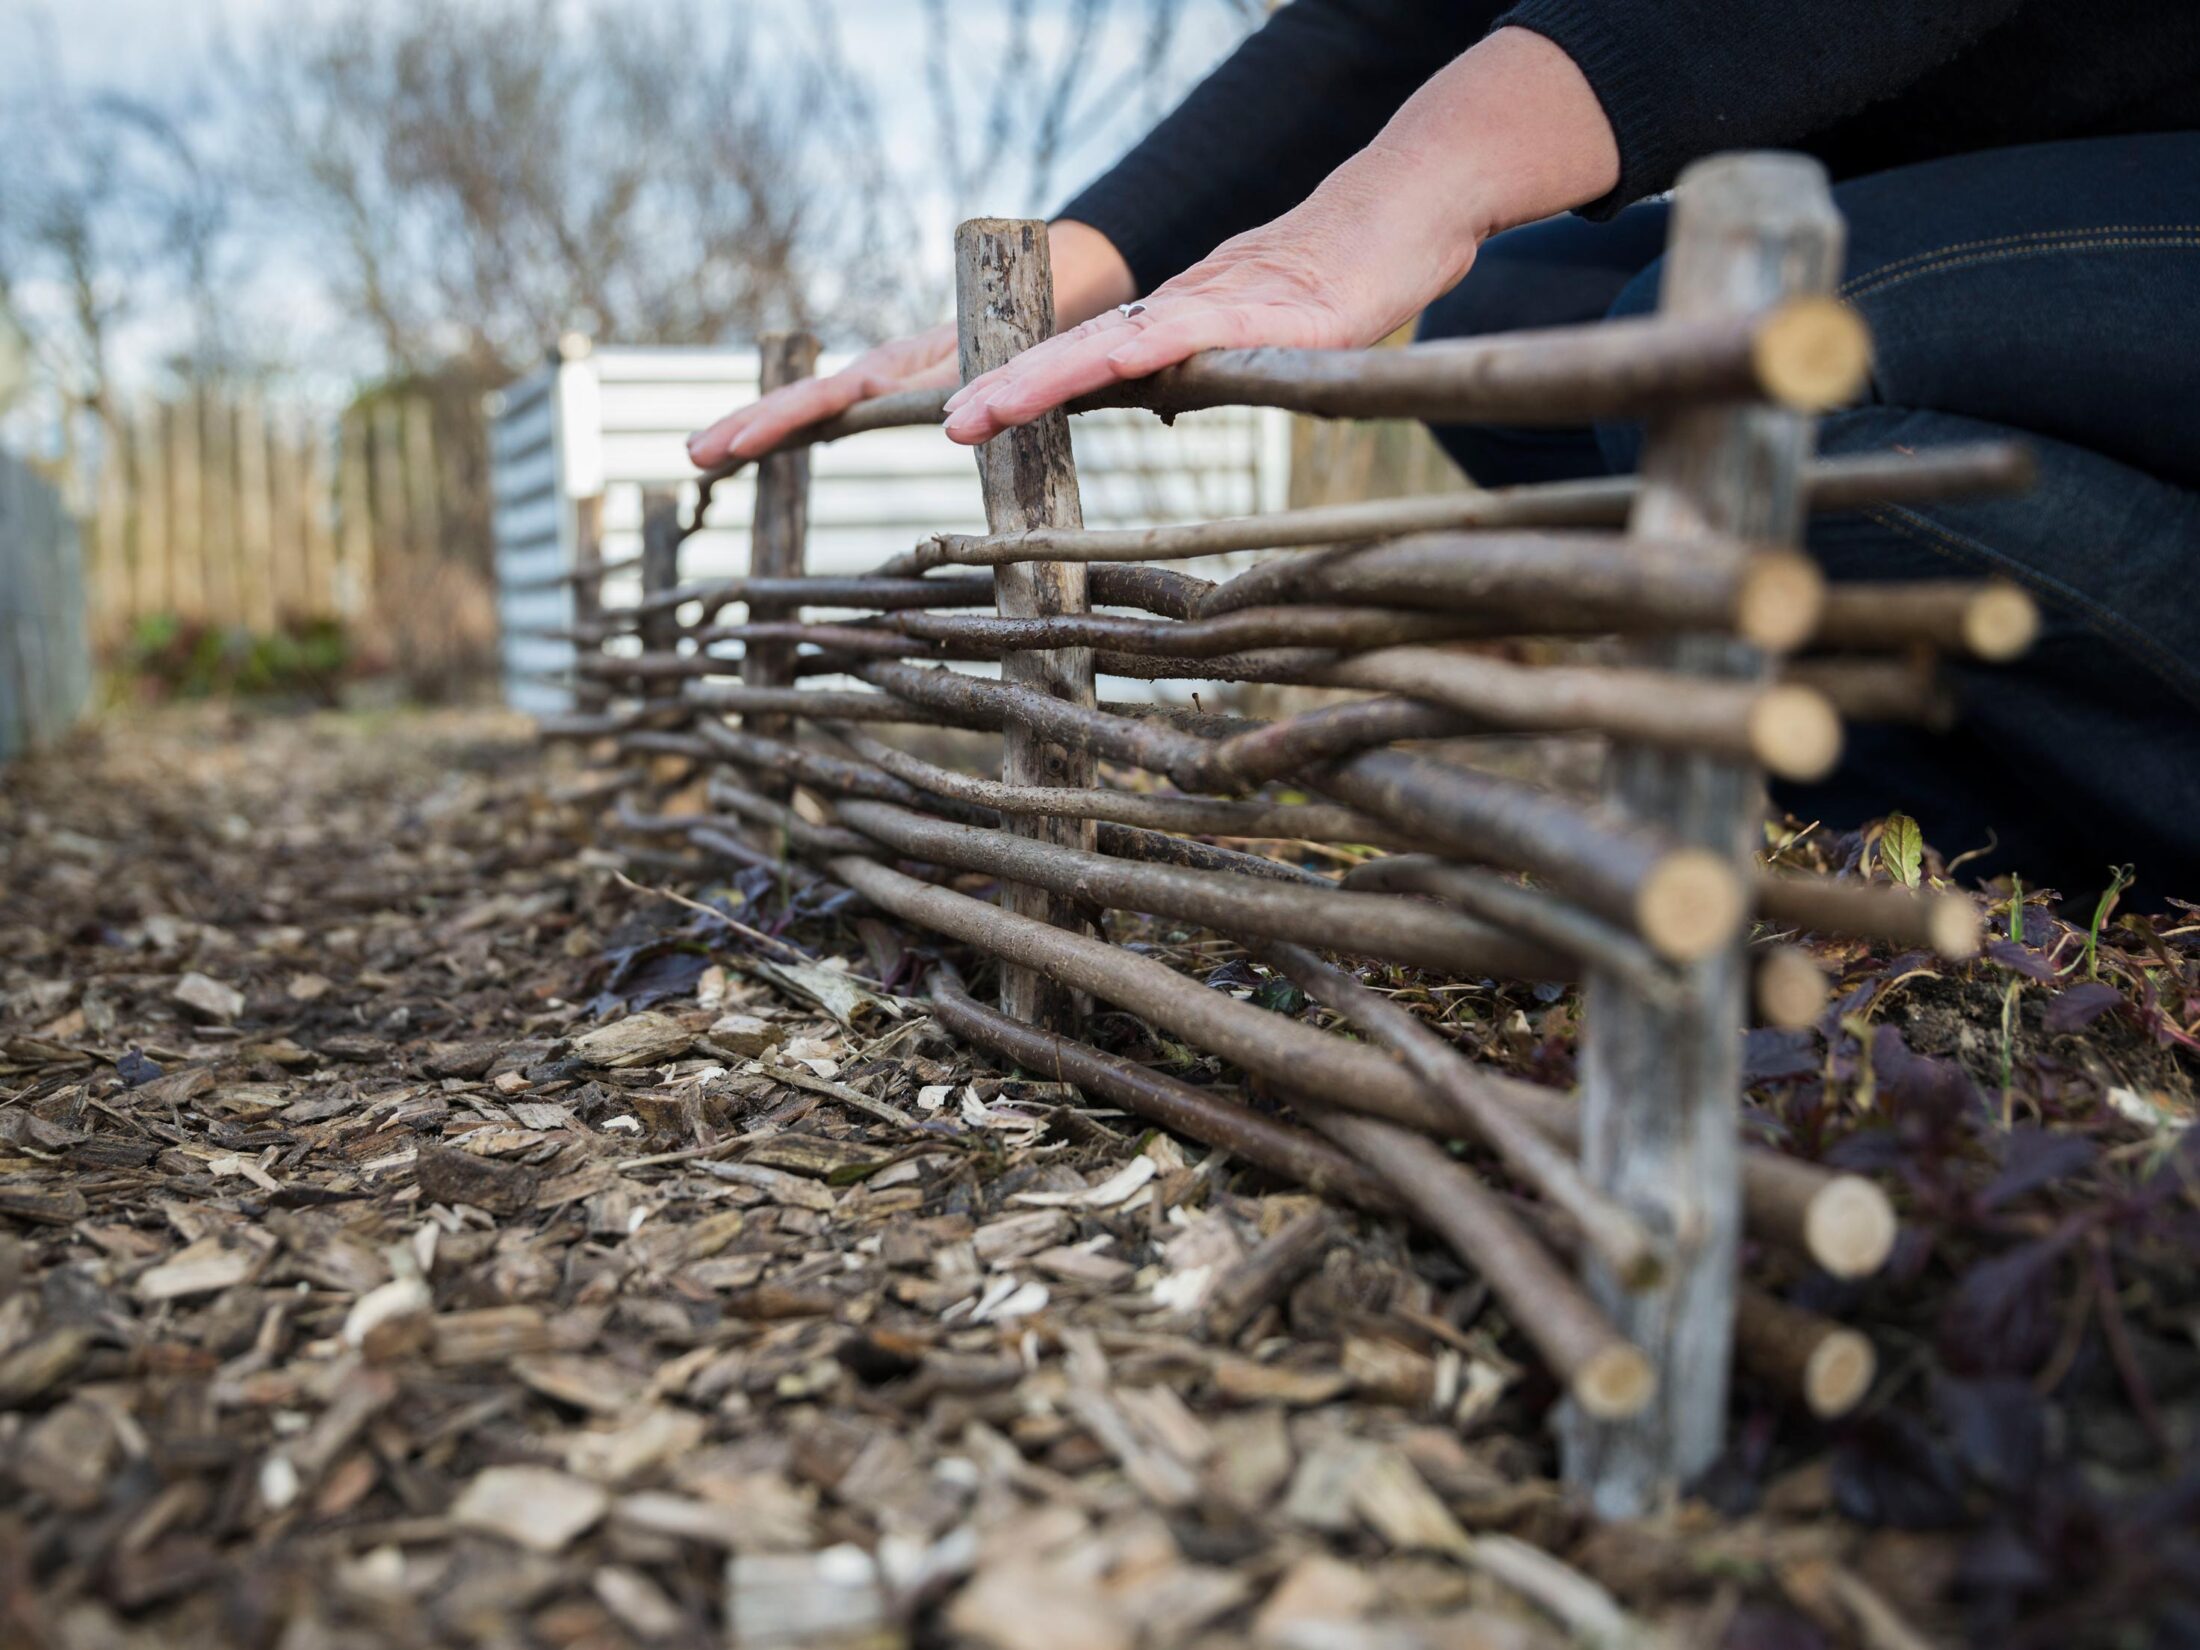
left=488, top=337, right=1292, bottom=713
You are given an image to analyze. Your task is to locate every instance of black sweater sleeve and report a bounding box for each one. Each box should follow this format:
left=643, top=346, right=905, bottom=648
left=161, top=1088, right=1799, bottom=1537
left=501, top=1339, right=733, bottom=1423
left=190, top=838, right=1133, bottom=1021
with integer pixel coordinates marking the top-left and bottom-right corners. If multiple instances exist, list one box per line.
left=1056, top=0, right=1498, bottom=295
left=1063, top=0, right=2065, bottom=275
left=1490, top=0, right=2034, bottom=216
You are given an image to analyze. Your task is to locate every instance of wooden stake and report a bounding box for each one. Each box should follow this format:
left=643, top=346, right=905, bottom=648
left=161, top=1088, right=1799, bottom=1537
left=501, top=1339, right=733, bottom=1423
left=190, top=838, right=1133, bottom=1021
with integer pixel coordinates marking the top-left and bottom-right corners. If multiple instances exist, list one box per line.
left=743, top=331, right=821, bottom=774
left=1565, top=153, right=1845, bottom=1518
left=132, top=401, right=169, bottom=624
left=1813, top=578, right=2039, bottom=660
left=1733, top=1284, right=1876, bottom=1418
left=1255, top=940, right=1664, bottom=1290
left=637, top=489, right=682, bottom=658
left=237, top=395, right=277, bottom=633
left=956, top=217, right=1097, bottom=1026
left=301, top=418, right=338, bottom=620
left=570, top=493, right=611, bottom=712
left=1757, top=870, right=1981, bottom=958
left=91, top=416, right=127, bottom=651
left=1753, top=943, right=1831, bottom=1030
left=203, top=396, right=238, bottom=629
left=1308, top=1110, right=1655, bottom=1420
left=337, top=409, right=374, bottom=619
left=884, top=442, right=2030, bottom=576
left=171, top=395, right=205, bottom=622
left=1782, top=656, right=1955, bottom=729
left=1083, top=297, right=1866, bottom=424
left=829, top=796, right=1573, bottom=981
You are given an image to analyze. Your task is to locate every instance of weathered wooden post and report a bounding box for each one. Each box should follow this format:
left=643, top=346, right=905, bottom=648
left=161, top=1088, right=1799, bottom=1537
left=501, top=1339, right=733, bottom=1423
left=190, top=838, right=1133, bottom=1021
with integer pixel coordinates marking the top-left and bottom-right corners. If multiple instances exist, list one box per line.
left=744, top=331, right=822, bottom=790
left=955, top=218, right=1097, bottom=1025
left=1564, top=153, right=1845, bottom=1517
left=569, top=492, right=611, bottom=712
left=637, top=489, right=682, bottom=658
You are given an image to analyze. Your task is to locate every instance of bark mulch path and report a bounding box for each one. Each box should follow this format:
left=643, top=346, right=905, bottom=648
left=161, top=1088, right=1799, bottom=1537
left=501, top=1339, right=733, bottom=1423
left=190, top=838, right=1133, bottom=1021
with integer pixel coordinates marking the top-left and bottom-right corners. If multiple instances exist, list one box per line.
left=2, top=706, right=2195, bottom=1650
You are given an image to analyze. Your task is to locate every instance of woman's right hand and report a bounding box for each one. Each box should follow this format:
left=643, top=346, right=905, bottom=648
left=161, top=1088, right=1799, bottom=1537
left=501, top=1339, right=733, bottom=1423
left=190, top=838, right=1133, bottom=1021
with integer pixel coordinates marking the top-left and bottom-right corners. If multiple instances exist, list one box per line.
left=685, top=221, right=1135, bottom=471
left=684, top=323, right=960, bottom=471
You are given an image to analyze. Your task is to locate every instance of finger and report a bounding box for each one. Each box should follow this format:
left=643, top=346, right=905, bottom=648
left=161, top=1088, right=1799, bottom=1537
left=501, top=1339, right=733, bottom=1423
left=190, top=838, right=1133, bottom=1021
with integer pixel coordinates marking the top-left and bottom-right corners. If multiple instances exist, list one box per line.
left=943, top=319, right=1155, bottom=444
left=1100, top=306, right=1261, bottom=376
left=688, top=372, right=854, bottom=468
left=944, top=310, right=1134, bottom=414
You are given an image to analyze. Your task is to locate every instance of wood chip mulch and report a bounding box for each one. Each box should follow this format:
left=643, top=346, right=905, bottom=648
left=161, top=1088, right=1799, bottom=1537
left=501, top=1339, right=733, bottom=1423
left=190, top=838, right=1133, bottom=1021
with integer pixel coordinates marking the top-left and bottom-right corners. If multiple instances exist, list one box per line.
left=2, top=705, right=2195, bottom=1650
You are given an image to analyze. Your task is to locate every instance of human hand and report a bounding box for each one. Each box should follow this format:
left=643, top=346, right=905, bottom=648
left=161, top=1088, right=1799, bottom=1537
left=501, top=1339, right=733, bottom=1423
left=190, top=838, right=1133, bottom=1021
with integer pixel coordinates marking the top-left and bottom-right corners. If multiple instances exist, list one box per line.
left=686, top=222, right=1136, bottom=470
left=685, top=323, right=959, bottom=470
left=938, top=25, right=1619, bottom=447
left=941, top=156, right=1473, bottom=447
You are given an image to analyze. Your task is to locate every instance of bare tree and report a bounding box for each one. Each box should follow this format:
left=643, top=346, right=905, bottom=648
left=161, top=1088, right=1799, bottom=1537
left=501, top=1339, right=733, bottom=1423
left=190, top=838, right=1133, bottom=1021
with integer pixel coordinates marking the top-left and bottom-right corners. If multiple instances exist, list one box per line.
left=0, top=63, right=230, bottom=440
left=238, top=0, right=884, bottom=384
left=915, top=0, right=1264, bottom=219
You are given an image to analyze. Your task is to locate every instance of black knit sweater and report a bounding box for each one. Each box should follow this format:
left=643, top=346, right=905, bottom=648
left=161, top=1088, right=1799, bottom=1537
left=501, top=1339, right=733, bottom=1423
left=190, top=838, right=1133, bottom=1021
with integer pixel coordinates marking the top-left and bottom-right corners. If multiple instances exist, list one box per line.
left=1059, top=0, right=2200, bottom=295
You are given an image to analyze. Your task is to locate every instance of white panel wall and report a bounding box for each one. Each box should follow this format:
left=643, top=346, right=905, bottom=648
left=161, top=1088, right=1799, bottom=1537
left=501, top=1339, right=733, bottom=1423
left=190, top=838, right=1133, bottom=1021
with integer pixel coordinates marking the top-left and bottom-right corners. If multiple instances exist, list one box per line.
left=489, top=341, right=1292, bottom=711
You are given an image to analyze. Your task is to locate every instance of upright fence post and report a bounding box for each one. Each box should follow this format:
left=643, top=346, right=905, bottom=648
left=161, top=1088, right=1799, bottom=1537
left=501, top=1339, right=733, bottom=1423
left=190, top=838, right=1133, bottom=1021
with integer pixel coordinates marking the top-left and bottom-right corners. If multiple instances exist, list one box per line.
left=237, top=395, right=277, bottom=632
left=1564, top=154, right=1845, bottom=1516
left=171, top=395, right=206, bottom=623
left=955, top=218, right=1097, bottom=1026
left=92, top=416, right=128, bottom=650
left=569, top=492, right=611, bottom=712
left=132, top=401, right=169, bottom=628
left=203, top=396, right=238, bottom=629
left=300, top=417, right=338, bottom=622
left=638, top=488, right=682, bottom=658
left=744, top=331, right=822, bottom=788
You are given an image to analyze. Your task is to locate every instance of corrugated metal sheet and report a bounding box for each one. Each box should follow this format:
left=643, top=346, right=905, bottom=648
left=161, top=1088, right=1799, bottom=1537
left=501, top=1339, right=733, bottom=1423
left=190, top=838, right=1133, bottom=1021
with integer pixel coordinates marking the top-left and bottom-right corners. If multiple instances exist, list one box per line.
left=488, top=340, right=1291, bottom=711
left=0, top=453, right=92, bottom=761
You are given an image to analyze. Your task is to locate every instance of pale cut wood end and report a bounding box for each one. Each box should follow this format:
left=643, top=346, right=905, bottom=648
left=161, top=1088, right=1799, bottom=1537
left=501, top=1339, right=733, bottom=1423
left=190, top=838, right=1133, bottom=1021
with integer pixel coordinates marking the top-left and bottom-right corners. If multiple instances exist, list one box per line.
left=1750, top=683, right=1844, bottom=782
left=1636, top=848, right=1747, bottom=963
left=1753, top=295, right=1872, bottom=411
left=1804, top=1328, right=1878, bottom=1418
left=1963, top=581, right=2041, bottom=661
left=1575, top=1342, right=1658, bottom=1421
left=1736, top=552, right=1826, bottom=653
left=1928, top=894, right=1985, bottom=960
left=1805, top=1175, right=1898, bottom=1279
left=1755, top=944, right=1831, bottom=1030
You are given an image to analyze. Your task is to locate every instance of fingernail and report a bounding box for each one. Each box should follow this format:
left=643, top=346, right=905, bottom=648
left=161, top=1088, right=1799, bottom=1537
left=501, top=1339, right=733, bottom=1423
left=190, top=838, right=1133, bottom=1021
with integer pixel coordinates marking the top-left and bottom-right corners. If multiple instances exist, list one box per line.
left=943, top=383, right=979, bottom=413
left=944, top=402, right=994, bottom=441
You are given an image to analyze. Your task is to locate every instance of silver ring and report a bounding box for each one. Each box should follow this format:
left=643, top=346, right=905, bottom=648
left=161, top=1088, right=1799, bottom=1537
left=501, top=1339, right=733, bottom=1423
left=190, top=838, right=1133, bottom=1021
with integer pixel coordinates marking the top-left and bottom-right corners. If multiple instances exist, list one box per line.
left=1117, top=302, right=1147, bottom=318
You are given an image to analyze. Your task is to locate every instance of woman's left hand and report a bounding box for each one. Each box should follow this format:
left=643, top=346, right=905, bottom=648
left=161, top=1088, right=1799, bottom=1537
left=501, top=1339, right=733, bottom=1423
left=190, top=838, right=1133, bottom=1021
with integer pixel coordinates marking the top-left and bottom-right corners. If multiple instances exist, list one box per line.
left=943, top=153, right=1472, bottom=446
left=940, top=25, right=1622, bottom=447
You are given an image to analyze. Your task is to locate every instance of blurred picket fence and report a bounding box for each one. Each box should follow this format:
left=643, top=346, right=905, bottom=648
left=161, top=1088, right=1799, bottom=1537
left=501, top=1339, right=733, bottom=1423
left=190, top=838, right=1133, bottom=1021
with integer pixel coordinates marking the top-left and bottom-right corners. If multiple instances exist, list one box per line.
left=1, top=454, right=92, bottom=760
left=80, top=391, right=479, bottom=656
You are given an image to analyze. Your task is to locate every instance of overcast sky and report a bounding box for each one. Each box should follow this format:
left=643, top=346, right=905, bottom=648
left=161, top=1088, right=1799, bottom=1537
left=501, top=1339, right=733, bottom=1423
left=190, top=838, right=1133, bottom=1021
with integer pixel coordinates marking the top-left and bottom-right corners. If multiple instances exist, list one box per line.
left=1, top=0, right=1249, bottom=405
left=3, top=0, right=1246, bottom=209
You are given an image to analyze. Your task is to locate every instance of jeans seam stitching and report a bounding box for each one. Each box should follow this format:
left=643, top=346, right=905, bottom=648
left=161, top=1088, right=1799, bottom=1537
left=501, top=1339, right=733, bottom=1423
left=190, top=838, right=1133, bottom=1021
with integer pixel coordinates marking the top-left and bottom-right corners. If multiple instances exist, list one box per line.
left=1842, top=235, right=2200, bottom=301
left=1839, top=224, right=2200, bottom=289
left=1863, top=506, right=2200, bottom=704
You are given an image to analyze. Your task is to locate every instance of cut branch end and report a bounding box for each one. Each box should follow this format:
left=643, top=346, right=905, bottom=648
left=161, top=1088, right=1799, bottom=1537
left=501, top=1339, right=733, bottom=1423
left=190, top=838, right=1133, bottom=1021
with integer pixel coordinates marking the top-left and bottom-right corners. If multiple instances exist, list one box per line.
left=1735, top=551, right=1827, bottom=653
left=1804, top=1175, right=1898, bottom=1279
left=1753, top=943, right=1830, bottom=1030
left=1752, top=295, right=1872, bottom=411
left=1803, top=1327, right=1878, bottom=1418
left=1964, top=580, right=2042, bottom=661
left=1575, top=1343, right=1659, bottom=1421
left=1635, top=848, right=1747, bottom=963
left=1749, top=683, right=1844, bottom=781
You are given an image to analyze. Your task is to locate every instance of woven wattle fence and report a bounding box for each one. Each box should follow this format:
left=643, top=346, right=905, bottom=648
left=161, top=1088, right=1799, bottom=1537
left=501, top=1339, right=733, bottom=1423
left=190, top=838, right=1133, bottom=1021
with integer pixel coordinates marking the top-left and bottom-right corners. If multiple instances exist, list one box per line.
left=525, top=154, right=2037, bottom=1517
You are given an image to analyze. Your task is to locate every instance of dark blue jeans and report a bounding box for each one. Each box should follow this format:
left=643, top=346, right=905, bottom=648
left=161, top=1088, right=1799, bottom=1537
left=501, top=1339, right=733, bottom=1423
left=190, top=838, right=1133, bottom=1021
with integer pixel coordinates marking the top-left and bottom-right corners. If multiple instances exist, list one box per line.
left=1418, top=134, right=2200, bottom=902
